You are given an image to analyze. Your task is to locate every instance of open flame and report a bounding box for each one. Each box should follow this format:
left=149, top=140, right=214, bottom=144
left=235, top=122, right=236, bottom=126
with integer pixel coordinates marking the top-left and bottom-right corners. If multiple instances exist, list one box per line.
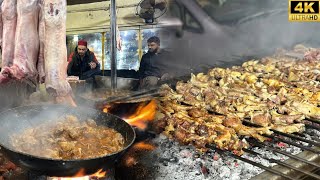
left=102, top=104, right=112, bottom=113
left=103, top=100, right=157, bottom=130
left=132, top=141, right=156, bottom=151
left=123, top=100, right=157, bottom=130
left=49, top=168, right=106, bottom=180
left=102, top=100, right=158, bottom=167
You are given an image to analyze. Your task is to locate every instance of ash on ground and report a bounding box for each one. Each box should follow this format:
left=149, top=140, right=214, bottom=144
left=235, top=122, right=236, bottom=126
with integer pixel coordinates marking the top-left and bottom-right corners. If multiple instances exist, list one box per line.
left=116, top=127, right=319, bottom=180
left=151, top=134, right=306, bottom=180
left=152, top=134, right=261, bottom=180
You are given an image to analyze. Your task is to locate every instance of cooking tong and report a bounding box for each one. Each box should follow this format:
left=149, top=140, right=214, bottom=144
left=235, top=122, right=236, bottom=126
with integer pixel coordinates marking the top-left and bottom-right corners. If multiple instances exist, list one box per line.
left=101, top=87, right=162, bottom=104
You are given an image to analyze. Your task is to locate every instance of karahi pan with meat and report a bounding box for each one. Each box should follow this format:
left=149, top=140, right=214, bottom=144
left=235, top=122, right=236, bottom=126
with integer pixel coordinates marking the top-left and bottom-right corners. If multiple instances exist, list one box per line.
left=0, top=105, right=135, bottom=177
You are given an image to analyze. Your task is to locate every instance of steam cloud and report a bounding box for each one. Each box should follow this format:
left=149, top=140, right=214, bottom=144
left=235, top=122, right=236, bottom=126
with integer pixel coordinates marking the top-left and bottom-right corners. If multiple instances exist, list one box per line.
left=159, top=0, right=320, bottom=77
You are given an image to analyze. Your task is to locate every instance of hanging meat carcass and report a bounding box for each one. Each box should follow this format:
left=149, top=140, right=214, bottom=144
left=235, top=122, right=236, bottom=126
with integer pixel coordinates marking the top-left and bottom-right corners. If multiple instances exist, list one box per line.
left=0, top=0, right=17, bottom=83
left=37, top=0, right=45, bottom=83
left=2, top=0, right=40, bottom=83
left=0, top=0, right=123, bottom=105
left=1, top=0, right=16, bottom=68
left=0, top=0, right=4, bottom=49
left=0, top=0, right=75, bottom=106
left=40, top=0, right=75, bottom=105
left=116, top=25, right=122, bottom=51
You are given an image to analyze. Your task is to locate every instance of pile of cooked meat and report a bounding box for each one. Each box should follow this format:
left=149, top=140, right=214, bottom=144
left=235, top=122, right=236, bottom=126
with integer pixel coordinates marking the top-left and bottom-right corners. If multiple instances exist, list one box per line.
left=11, top=115, right=125, bottom=160
left=155, top=47, right=320, bottom=155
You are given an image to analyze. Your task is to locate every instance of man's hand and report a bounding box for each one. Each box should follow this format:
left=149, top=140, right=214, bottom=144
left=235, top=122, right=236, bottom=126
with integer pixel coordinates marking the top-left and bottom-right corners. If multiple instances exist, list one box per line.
left=89, top=62, right=97, bottom=69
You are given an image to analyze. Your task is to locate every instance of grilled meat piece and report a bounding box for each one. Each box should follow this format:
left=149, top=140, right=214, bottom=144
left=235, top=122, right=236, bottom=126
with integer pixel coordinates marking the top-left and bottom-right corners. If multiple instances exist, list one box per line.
left=223, top=116, right=272, bottom=142
left=251, top=112, right=271, bottom=127
left=271, top=123, right=305, bottom=134
left=156, top=47, right=320, bottom=156
left=270, top=110, right=305, bottom=124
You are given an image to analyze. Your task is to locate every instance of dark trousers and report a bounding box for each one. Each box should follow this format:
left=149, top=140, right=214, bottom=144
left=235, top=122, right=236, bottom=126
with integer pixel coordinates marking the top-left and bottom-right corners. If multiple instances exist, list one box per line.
left=139, top=76, right=159, bottom=89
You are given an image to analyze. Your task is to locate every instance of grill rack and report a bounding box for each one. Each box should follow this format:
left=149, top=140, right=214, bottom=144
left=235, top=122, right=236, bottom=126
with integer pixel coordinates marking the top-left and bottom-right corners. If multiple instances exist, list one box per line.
left=100, top=88, right=320, bottom=179
left=206, top=117, right=320, bottom=180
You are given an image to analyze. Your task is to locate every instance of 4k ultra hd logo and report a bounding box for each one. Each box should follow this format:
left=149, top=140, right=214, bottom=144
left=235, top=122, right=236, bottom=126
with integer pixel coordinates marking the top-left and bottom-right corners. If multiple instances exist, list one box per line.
left=289, top=0, right=320, bottom=22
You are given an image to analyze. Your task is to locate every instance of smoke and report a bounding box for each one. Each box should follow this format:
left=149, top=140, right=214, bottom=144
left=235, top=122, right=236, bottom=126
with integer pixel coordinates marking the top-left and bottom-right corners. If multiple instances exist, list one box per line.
left=0, top=81, right=33, bottom=113
left=160, top=0, right=320, bottom=77
left=0, top=104, right=98, bottom=149
left=230, top=0, right=319, bottom=56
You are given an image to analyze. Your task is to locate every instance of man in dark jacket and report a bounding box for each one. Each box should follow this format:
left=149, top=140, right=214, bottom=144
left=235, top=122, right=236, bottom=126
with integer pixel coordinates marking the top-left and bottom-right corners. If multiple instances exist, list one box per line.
left=67, top=40, right=101, bottom=80
left=138, top=36, right=171, bottom=89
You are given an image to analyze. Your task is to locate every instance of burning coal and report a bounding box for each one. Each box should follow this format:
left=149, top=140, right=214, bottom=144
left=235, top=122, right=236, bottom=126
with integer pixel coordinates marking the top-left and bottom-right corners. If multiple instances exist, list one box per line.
left=122, top=141, right=157, bottom=167
left=132, top=141, right=157, bottom=151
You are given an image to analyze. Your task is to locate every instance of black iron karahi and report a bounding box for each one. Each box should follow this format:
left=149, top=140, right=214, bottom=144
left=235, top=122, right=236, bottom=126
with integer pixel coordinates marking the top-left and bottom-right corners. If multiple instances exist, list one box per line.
left=0, top=104, right=136, bottom=177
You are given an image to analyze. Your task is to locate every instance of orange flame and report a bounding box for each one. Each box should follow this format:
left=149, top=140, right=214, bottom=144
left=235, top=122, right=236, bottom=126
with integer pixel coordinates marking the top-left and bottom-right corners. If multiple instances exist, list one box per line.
left=49, top=168, right=106, bottom=180
left=123, top=100, right=157, bottom=130
left=91, top=169, right=107, bottom=178
left=132, top=141, right=156, bottom=151
left=73, top=168, right=86, bottom=177
left=102, top=104, right=112, bottom=113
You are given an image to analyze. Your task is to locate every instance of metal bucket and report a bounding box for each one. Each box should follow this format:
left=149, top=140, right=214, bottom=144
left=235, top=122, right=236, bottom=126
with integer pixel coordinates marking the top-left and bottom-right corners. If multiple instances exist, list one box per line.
left=68, top=80, right=93, bottom=94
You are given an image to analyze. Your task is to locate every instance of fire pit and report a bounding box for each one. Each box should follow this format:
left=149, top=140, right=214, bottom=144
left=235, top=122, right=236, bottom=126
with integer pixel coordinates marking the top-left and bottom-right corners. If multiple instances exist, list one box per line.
left=150, top=129, right=320, bottom=180
left=28, top=168, right=115, bottom=180
left=95, top=92, right=320, bottom=180
left=0, top=112, right=319, bottom=180
left=149, top=47, right=320, bottom=180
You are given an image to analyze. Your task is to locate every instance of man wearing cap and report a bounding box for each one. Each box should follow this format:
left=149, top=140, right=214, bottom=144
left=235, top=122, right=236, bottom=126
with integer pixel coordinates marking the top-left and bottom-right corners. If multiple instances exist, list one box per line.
left=67, top=40, right=101, bottom=80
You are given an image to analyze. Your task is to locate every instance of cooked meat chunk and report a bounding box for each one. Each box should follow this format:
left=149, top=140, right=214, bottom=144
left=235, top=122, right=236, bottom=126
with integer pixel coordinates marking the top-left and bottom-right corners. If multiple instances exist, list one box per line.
left=11, top=115, right=125, bottom=160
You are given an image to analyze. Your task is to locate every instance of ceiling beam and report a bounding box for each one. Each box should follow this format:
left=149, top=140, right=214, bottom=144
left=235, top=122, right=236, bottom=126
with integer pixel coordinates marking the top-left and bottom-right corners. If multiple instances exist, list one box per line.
left=67, top=0, right=108, bottom=6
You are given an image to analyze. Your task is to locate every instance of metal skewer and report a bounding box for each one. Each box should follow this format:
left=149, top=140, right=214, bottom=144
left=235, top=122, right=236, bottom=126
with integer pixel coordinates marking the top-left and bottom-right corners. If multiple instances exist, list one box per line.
left=242, top=120, right=320, bottom=147
left=304, top=118, right=320, bottom=125
left=207, top=145, right=295, bottom=180
left=243, top=148, right=320, bottom=180
left=114, top=91, right=161, bottom=103
left=248, top=139, right=320, bottom=168
left=271, top=129, right=320, bottom=147
left=101, top=88, right=160, bottom=104
left=262, top=134, right=320, bottom=154
left=304, top=123, right=320, bottom=131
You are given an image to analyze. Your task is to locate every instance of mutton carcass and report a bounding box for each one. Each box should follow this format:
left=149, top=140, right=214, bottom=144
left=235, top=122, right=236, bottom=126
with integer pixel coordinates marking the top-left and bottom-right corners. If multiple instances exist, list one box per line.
left=0, top=0, right=75, bottom=105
